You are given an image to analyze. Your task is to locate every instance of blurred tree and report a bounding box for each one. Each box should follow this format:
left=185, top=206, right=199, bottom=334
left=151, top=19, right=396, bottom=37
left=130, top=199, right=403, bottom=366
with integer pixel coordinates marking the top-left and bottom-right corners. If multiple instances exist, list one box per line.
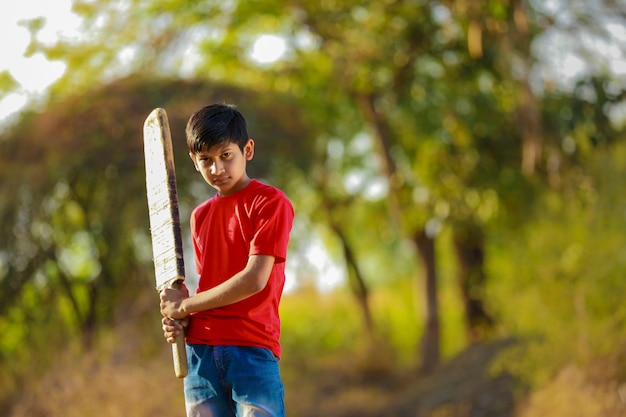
left=18, top=0, right=626, bottom=373
left=0, top=71, right=19, bottom=99
left=0, top=76, right=318, bottom=377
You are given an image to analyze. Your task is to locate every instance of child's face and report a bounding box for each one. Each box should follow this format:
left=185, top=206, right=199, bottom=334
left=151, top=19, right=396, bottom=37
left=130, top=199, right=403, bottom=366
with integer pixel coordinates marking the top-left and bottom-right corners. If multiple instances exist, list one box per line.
left=189, top=139, right=254, bottom=196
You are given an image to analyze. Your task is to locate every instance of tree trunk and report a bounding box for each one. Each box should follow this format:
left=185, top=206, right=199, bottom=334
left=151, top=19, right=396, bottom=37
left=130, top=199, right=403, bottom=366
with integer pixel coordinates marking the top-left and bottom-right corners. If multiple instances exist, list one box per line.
left=330, top=223, right=374, bottom=337
left=414, top=229, right=440, bottom=374
left=453, top=224, right=494, bottom=342
left=357, top=93, right=442, bottom=371
left=519, top=79, right=542, bottom=176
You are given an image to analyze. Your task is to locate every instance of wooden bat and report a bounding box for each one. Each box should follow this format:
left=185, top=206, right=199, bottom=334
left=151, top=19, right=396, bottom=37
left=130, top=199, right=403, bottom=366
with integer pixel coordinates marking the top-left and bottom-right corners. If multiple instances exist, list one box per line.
left=143, top=108, right=188, bottom=378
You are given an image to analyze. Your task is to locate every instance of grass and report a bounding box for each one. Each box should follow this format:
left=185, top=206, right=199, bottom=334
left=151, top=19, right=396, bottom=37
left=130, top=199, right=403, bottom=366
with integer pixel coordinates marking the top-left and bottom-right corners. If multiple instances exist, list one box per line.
left=4, top=276, right=626, bottom=416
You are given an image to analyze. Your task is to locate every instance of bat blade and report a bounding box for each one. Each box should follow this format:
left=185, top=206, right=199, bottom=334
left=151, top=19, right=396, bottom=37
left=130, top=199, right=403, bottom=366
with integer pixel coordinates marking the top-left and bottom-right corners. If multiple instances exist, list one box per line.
left=144, top=108, right=185, bottom=291
left=143, top=107, right=188, bottom=378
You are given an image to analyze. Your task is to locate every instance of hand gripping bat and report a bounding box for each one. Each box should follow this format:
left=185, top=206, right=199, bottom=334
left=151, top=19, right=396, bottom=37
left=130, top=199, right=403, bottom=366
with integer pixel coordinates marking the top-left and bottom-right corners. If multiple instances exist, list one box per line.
left=143, top=108, right=188, bottom=378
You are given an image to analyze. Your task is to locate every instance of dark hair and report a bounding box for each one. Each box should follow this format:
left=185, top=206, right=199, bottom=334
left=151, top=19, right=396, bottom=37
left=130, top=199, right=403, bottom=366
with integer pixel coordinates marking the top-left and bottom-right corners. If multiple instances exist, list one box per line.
left=186, top=104, right=249, bottom=153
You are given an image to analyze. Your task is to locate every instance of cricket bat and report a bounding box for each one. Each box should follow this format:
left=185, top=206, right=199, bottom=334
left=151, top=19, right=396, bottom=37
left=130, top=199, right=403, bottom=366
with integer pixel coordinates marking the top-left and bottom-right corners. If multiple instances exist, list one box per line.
left=143, top=108, right=188, bottom=378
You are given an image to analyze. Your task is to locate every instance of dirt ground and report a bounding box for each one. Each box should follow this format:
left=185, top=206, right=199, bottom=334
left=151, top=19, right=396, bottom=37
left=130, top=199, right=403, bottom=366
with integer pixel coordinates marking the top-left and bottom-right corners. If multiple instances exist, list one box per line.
left=7, top=336, right=625, bottom=417
left=283, top=338, right=625, bottom=417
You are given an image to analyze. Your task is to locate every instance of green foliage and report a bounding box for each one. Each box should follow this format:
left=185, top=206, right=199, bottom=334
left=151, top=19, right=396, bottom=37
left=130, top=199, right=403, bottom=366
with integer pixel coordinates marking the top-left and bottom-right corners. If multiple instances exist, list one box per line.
left=281, top=271, right=469, bottom=366
left=280, top=288, right=363, bottom=356
left=3, top=1, right=626, bottom=413
left=0, top=77, right=319, bottom=395
left=0, top=71, right=19, bottom=98
left=487, top=141, right=626, bottom=387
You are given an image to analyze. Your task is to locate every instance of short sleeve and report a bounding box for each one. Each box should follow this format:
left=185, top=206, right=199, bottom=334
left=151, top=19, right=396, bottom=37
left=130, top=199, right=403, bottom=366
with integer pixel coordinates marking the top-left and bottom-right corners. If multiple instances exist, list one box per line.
left=249, top=193, right=294, bottom=263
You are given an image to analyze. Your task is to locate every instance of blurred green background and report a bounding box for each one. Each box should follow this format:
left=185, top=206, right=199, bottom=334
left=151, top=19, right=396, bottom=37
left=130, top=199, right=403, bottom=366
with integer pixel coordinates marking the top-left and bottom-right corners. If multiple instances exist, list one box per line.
left=1, top=1, right=626, bottom=416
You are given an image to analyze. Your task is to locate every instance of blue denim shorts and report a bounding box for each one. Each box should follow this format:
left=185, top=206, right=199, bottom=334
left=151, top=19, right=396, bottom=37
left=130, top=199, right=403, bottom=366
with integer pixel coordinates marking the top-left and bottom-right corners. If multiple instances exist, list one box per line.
left=184, top=344, right=285, bottom=417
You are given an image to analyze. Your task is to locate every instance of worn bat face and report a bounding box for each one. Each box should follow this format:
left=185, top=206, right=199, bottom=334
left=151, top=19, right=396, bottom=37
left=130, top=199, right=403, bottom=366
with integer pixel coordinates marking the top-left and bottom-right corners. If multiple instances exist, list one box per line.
left=143, top=108, right=185, bottom=291
left=143, top=108, right=188, bottom=379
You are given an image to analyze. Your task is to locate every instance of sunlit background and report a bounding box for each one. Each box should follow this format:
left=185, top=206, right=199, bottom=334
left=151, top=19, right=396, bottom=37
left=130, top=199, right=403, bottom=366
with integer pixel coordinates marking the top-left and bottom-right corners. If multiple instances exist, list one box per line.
left=2, top=1, right=626, bottom=416
left=0, top=1, right=77, bottom=121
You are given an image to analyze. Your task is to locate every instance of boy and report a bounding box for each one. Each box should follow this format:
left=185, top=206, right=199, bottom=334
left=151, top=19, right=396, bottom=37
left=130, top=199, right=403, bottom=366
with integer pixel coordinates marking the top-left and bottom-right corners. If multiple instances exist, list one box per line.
left=159, top=103, right=294, bottom=417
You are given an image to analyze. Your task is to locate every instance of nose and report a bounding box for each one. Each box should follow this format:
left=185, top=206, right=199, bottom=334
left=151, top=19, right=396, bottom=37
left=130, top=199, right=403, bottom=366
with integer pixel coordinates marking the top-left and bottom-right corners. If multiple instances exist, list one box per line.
left=210, top=160, right=224, bottom=175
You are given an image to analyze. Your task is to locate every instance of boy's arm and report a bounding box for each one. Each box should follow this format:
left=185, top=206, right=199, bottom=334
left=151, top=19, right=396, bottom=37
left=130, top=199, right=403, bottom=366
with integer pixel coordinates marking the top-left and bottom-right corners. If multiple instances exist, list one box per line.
left=160, top=254, right=275, bottom=319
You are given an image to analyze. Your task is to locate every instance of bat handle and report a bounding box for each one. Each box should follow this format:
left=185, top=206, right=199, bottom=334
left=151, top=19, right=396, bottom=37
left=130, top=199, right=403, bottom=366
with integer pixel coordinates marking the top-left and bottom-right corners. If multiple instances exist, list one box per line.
left=169, top=279, right=188, bottom=378
left=172, top=330, right=188, bottom=378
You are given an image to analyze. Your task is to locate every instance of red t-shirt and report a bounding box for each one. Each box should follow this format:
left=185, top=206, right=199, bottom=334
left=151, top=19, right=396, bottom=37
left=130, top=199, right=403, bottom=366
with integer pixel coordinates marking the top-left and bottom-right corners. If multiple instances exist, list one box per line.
left=185, top=179, right=294, bottom=358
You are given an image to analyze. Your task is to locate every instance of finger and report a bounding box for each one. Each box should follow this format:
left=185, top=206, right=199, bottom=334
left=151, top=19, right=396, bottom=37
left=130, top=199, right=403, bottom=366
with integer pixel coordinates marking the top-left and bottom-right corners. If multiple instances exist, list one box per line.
left=164, top=327, right=180, bottom=341
left=159, top=301, right=172, bottom=318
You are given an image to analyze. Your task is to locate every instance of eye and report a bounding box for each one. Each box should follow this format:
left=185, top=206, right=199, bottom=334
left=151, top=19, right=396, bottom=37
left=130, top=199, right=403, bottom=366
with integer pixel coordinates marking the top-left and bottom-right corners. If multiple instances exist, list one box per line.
left=222, top=152, right=232, bottom=159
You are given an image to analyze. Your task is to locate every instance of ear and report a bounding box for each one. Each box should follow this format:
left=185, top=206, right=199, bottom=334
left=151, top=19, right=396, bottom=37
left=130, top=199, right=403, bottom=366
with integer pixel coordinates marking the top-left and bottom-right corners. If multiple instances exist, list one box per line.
left=244, top=139, right=255, bottom=161
left=189, top=152, right=200, bottom=171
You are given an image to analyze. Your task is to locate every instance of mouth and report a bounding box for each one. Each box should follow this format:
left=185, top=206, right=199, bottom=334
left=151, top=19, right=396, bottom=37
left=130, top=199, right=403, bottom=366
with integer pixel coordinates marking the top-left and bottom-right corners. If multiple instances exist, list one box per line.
left=212, top=176, right=229, bottom=185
